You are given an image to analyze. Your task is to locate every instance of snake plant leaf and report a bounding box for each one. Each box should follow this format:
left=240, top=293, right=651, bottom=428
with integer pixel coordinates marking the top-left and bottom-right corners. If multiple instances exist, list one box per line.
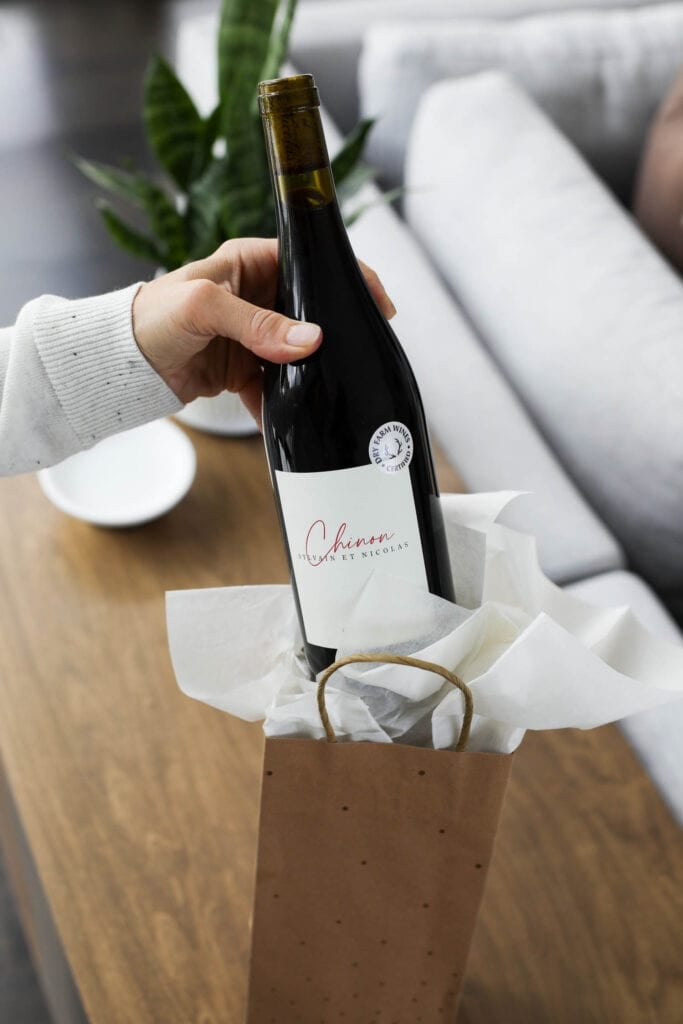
left=186, top=219, right=222, bottom=264
left=75, top=156, right=185, bottom=258
left=143, top=55, right=205, bottom=191
left=331, top=118, right=376, bottom=186
left=186, top=221, right=223, bottom=264
left=95, top=201, right=165, bottom=265
left=74, top=157, right=150, bottom=207
left=80, top=156, right=187, bottom=268
left=217, top=0, right=278, bottom=145
left=259, top=0, right=297, bottom=89
left=191, top=103, right=222, bottom=182
left=186, top=159, right=229, bottom=261
left=219, top=179, right=274, bottom=239
left=337, top=164, right=376, bottom=208
left=343, top=186, right=404, bottom=229
left=186, top=154, right=271, bottom=259
left=139, top=183, right=188, bottom=270
left=75, top=0, right=379, bottom=268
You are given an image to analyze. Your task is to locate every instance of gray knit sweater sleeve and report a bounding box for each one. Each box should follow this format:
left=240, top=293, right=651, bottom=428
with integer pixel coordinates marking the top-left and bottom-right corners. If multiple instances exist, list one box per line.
left=0, top=283, right=183, bottom=476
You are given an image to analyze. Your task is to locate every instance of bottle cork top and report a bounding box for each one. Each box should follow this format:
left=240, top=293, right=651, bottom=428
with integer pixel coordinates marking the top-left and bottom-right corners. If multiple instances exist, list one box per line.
left=258, top=74, right=320, bottom=116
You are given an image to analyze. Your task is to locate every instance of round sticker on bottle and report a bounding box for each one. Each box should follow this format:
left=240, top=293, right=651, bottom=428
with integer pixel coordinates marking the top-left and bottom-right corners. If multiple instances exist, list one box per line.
left=369, top=421, right=414, bottom=474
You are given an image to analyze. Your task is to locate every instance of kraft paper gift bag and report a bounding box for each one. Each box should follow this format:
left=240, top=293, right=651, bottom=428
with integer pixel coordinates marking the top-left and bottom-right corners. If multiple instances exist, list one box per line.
left=245, top=656, right=513, bottom=1024
left=166, top=492, right=683, bottom=1020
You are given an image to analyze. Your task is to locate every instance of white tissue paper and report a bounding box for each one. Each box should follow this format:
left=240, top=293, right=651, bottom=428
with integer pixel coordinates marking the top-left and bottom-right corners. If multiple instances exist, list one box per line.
left=166, top=493, right=683, bottom=753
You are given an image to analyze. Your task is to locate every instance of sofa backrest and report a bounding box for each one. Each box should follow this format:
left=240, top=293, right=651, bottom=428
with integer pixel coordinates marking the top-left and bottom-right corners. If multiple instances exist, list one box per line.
left=360, top=2, right=683, bottom=198
left=173, top=0, right=673, bottom=134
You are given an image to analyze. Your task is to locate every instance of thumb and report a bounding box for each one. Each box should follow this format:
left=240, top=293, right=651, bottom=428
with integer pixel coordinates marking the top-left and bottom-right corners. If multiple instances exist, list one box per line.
left=182, top=280, right=322, bottom=362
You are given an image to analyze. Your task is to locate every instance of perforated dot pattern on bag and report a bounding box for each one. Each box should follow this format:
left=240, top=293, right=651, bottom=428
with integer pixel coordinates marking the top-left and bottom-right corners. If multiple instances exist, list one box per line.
left=246, top=739, right=512, bottom=1023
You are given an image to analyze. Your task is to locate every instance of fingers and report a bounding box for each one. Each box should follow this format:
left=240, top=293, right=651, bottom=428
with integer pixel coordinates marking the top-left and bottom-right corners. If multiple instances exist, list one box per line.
left=180, top=238, right=279, bottom=307
left=178, top=279, right=322, bottom=362
left=357, top=259, right=397, bottom=319
left=183, top=240, right=397, bottom=320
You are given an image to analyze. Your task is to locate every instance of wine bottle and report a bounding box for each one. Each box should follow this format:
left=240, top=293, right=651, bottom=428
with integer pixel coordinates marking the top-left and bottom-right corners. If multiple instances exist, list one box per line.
left=258, top=74, right=455, bottom=676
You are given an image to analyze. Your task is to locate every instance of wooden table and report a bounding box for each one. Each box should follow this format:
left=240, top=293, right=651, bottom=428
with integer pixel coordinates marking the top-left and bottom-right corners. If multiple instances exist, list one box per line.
left=0, top=430, right=681, bottom=1024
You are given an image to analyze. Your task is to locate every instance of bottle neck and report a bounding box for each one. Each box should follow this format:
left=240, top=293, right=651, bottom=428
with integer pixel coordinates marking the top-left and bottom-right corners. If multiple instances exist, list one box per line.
left=261, top=106, right=348, bottom=252
left=262, top=103, right=334, bottom=190
left=260, top=108, right=358, bottom=299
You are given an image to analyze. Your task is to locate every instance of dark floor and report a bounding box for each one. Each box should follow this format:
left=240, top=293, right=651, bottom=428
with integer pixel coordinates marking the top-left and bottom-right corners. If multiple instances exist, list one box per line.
left=0, top=0, right=211, bottom=321
left=0, top=1, right=212, bottom=1018
left=0, top=862, right=52, bottom=1024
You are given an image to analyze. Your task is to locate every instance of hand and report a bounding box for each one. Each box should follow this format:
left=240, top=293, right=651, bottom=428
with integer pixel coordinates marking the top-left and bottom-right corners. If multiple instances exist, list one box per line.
left=132, top=238, right=396, bottom=425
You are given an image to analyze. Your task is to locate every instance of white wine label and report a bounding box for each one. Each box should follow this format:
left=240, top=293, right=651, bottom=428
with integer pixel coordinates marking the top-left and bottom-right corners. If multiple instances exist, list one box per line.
left=276, top=464, right=428, bottom=650
left=369, top=421, right=413, bottom=474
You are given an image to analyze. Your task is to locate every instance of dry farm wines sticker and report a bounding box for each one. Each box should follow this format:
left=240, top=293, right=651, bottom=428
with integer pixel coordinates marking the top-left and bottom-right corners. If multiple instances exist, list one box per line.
left=369, top=421, right=413, bottom=474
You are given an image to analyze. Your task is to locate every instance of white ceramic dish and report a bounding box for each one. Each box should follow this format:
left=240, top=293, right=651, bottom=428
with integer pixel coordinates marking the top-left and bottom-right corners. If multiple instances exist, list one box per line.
left=38, top=419, right=197, bottom=527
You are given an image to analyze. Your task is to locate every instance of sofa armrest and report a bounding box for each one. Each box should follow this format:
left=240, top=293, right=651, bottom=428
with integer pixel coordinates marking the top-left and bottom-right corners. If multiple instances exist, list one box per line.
left=567, top=570, right=683, bottom=826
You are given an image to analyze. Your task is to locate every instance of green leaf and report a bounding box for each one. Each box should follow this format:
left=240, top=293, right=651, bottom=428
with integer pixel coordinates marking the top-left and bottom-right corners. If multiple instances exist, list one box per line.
left=186, top=155, right=273, bottom=259
left=77, top=153, right=188, bottom=268
left=186, top=160, right=228, bottom=260
left=95, top=202, right=164, bottom=265
left=73, top=157, right=149, bottom=207
left=337, top=164, right=376, bottom=207
left=220, top=180, right=274, bottom=238
left=214, top=0, right=278, bottom=233
left=217, top=0, right=278, bottom=145
left=74, top=0, right=387, bottom=265
left=141, top=185, right=188, bottom=270
left=331, top=118, right=375, bottom=186
left=191, top=103, right=222, bottom=181
left=343, top=186, right=404, bottom=229
left=143, top=55, right=205, bottom=191
left=260, top=0, right=298, bottom=86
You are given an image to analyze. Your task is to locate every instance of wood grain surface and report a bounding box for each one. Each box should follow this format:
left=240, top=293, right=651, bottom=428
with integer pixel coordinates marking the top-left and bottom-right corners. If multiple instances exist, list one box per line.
left=0, top=429, right=681, bottom=1024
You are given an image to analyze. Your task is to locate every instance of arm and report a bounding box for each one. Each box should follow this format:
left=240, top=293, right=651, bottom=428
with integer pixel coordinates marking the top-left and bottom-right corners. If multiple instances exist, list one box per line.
left=0, top=284, right=181, bottom=477
left=0, top=239, right=393, bottom=478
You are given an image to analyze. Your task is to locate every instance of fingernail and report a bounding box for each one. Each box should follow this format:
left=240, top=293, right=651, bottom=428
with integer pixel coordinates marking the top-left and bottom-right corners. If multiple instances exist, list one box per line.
left=386, top=298, right=398, bottom=318
left=286, top=322, right=321, bottom=347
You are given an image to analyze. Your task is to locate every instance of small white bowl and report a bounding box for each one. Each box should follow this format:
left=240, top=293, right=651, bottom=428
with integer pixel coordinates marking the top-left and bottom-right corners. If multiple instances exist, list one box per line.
left=174, top=391, right=258, bottom=436
left=38, top=419, right=196, bottom=527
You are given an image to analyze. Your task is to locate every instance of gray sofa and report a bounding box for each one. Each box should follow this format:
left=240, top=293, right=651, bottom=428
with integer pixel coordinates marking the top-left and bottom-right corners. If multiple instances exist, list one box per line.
left=174, top=0, right=683, bottom=823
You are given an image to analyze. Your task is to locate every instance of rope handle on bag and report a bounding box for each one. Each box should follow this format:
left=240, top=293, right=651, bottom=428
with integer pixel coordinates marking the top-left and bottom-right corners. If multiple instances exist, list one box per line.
left=316, top=653, right=473, bottom=751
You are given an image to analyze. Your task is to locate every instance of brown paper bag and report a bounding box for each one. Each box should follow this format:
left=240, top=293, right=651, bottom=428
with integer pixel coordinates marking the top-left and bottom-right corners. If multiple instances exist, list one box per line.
left=246, top=656, right=513, bottom=1024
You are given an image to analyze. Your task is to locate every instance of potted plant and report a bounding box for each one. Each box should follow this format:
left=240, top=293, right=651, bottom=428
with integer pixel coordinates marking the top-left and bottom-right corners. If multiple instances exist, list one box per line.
left=75, top=0, right=379, bottom=434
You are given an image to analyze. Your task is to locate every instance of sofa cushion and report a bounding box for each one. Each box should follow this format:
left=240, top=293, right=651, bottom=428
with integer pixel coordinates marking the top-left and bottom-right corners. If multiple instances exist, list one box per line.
left=634, top=65, right=683, bottom=273
left=405, top=72, right=683, bottom=594
left=567, top=570, right=683, bottom=825
left=359, top=2, right=683, bottom=195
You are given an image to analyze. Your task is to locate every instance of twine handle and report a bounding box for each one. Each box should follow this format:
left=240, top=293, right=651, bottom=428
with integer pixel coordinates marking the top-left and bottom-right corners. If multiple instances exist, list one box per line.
left=316, top=653, right=473, bottom=752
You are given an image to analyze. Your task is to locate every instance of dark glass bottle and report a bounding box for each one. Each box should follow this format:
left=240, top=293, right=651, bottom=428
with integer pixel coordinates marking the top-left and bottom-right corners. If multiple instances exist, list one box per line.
left=258, top=74, right=455, bottom=676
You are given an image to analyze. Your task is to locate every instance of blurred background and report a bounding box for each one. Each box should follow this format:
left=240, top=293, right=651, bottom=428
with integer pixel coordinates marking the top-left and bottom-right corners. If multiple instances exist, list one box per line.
left=0, top=0, right=197, bottom=323
left=0, top=6, right=208, bottom=1018
left=2, top=1, right=683, bottom=1020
